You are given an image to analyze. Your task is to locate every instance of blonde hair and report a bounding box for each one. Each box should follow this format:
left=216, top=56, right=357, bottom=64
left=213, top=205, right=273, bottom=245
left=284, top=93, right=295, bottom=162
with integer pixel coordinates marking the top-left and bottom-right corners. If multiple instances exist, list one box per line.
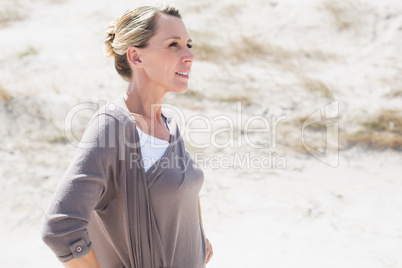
left=104, top=5, right=182, bottom=81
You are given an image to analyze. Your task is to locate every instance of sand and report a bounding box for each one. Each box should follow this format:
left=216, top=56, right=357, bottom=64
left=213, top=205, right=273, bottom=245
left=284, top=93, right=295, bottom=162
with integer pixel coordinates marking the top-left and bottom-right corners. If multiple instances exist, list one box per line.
left=0, top=0, right=401, bottom=267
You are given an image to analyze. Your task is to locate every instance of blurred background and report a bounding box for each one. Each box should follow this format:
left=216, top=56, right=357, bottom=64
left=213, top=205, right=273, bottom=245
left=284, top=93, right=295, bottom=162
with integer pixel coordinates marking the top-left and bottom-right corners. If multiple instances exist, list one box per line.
left=0, top=0, right=401, bottom=267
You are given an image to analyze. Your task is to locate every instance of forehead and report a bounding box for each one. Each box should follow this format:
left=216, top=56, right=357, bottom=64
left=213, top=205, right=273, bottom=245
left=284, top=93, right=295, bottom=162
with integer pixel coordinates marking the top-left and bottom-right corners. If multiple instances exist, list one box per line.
left=152, top=13, right=190, bottom=41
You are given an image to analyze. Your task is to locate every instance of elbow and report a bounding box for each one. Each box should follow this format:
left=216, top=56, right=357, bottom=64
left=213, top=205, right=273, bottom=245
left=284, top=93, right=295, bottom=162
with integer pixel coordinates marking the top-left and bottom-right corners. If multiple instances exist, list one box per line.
left=41, top=213, right=64, bottom=249
left=41, top=222, right=57, bottom=248
left=41, top=214, right=92, bottom=262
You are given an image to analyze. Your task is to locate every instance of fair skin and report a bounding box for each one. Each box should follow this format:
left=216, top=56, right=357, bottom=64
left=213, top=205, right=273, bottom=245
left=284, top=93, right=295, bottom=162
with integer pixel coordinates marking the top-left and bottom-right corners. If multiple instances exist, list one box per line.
left=63, top=13, right=212, bottom=267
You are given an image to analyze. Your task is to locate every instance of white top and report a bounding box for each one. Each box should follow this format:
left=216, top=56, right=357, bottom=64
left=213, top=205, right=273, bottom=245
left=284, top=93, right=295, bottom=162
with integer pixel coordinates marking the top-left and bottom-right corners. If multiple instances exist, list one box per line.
left=115, top=93, right=169, bottom=172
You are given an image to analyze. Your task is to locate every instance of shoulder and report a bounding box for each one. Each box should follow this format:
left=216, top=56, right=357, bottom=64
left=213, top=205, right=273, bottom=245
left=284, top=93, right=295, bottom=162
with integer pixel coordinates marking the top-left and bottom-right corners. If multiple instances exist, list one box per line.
left=80, top=100, right=138, bottom=148
left=96, top=100, right=135, bottom=124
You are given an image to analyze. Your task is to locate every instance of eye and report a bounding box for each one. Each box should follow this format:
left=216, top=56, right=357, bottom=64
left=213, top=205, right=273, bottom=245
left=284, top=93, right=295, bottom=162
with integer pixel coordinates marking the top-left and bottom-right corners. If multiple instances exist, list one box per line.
left=169, top=42, right=179, bottom=47
left=187, top=43, right=193, bottom=49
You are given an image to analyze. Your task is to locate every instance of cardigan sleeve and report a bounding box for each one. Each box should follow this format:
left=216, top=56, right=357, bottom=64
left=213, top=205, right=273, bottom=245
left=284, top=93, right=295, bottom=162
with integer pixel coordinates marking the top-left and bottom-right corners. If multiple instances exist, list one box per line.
left=42, top=112, right=120, bottom=262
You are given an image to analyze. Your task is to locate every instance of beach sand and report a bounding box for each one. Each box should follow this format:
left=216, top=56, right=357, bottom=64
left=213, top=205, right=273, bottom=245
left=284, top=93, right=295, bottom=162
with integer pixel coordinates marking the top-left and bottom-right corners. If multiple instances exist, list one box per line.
left=1, top=0, right=401, bottom=267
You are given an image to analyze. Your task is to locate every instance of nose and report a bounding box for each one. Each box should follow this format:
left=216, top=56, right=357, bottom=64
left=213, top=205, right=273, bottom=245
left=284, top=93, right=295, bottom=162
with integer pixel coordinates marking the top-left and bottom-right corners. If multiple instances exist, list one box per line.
left=183, top=47, right=195, bottom=63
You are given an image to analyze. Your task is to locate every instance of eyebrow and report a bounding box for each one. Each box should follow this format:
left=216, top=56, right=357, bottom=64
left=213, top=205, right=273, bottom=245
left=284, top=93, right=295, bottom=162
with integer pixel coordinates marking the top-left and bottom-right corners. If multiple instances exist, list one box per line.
left=166, top=36, right=192, bottom=43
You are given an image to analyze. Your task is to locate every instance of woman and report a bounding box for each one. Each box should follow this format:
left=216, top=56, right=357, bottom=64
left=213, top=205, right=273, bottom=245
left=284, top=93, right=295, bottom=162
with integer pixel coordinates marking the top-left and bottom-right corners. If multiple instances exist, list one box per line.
left=42, top=5, right=213, bottom=268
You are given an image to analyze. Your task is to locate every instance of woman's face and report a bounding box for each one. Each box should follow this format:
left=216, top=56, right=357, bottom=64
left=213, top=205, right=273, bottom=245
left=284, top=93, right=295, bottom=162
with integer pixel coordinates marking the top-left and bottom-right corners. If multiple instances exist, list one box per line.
left=137, top=13, right=195, bottom=94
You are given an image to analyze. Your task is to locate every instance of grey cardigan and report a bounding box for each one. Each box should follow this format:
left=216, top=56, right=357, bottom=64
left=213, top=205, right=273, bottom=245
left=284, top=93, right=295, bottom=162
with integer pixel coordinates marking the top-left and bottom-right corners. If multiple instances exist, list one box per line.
left=42, top=102, right=206, bottom=268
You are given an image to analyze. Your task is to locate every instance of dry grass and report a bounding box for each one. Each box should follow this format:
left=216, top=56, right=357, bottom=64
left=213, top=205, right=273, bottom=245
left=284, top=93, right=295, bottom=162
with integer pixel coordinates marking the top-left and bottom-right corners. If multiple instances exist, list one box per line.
left=286, top=109, right=402, bottom=151
left=275, top=126, right=306, bottom=153
left=0, top=0, right=67, bottom=25
left=361, top=111, right=402, bottom=134
left=184, top=88, right=204, bottom=100
left=279, top=115, right=331, bottom=153
left=289, top=115, right=328, bottom=132
left=0, top=0, right=25, bottom=24
left=345, top=110, right=402, bottom=150
left=18, top=46, right=39, bottom=59
left=300, top=76, right=333, bottom=98
left=190, top=35, right=278, bottom=62
left=192, top=41, right=222, bottom=61
left=322, top=0, right=362, bottom=30
left=0, top=84, right=11, bottom=101
left=181, top=2, right=212, bottom=14
left=218, top=95, right=252, bottom=106
left=345, top=131, right=402, bottom=150
left=219, top=3, right=242, bottom=17
left=190, top=30, right=337, bottom=66
left=386, top=89, right=402, bottom=98
left=233, top=36, right=338, bottom=64
left=232, top=36, right=270, bottom=61
left=182, top=87, right=252, bottom=106
left=189, top=30, right=222, bottom=61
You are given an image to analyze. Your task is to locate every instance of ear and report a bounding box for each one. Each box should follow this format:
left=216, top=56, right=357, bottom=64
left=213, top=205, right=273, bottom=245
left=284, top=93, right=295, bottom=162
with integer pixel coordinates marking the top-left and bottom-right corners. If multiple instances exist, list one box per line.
left=127, top=46, right=143, bottom=68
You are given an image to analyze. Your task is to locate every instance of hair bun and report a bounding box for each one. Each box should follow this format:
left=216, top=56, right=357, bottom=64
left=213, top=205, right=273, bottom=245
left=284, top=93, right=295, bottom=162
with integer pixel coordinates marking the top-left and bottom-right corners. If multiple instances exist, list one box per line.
left=103, top=5, right=181, bottom=80
left=104, top=17, right=119, bottom=57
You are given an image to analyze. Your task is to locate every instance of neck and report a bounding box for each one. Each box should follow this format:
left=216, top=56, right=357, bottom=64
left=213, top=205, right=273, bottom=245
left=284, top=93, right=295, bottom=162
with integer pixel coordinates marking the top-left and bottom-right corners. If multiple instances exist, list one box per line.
left=124, top=75, right=166, bottom=122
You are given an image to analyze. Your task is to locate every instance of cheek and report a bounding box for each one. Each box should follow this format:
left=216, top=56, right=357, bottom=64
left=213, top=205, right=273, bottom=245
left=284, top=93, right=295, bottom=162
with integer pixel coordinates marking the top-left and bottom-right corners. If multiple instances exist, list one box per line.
left=160, top=52, right=180, bottom=67
left=144, top=51, right=179, bottom=77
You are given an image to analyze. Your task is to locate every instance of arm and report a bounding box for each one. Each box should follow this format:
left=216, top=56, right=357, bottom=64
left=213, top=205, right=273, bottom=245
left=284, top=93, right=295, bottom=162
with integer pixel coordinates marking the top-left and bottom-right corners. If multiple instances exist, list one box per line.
left=198, top=198, right=204, bottom=233
left=198, top=197, right=213, bottom=264
left=42, top=113, right=119, bottom=264
left=63, top=249, right=100, bottom=268
left=63, top=249, right=99, bottom=268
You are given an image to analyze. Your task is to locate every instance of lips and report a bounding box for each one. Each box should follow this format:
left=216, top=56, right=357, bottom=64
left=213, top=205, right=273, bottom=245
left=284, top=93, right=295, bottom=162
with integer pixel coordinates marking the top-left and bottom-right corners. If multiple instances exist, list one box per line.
left=175, top=71, right=190, bottom=78
left=176, top=72, right=188, bottom=75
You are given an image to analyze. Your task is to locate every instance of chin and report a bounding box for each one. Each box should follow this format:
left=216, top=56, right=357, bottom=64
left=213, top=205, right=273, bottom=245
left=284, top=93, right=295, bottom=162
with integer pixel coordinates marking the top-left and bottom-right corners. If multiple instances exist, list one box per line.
left=178, top=88, right=189, bottom=94
left=171, top=85, right=189, bottom=94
